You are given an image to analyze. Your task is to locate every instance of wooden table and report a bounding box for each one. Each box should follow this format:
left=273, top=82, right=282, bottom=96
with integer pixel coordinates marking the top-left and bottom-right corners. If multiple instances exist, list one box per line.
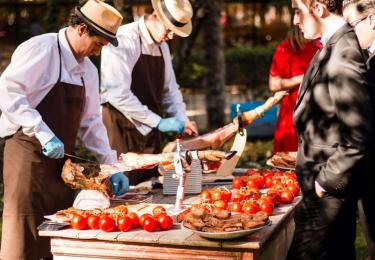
left=39, top=189, right=301, bottom=260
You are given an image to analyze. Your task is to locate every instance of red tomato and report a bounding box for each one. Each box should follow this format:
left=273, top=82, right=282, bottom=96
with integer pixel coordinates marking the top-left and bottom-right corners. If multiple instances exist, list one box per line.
left=260, top=196, right=274, bottom=207
left=232, top=192, right=244, bottom=202
left=87, top=215, right=100, bottom=230
left=232, top=177, right=245, bottom=189
left=267, top=190, right=282, bottom=206
left=272, top=178, right=282, bottom=186
left=139, top=213, right=152, bottom=227
left=71, top=214, right=88, bottom=230
left=117, top=216, right=132, bottom=232
left=285, top=171, right=297, bottom=180
left=153, top=206, right=167, bottom=218
left=157, top=214, right=173, bottom=231
left=143, top=217, right=159, bottom=232
left=274, top=170, right=284, bottom=177
left=211, top=190, right=224, bottom=201
left=114, top=205, right=129, bottom=215
left=286, top=183, right=300, bottom=196
left=246, top=179, right=258, bottom=189
left=242, top=201, right=259, bottom=214
left=264, top=177, right=273, bottom=188
left=99, top=215, right=116, bottom=232
left=258, top=200, right=274, bottom=216
left=128, top=212, right=140, bottom=228
left=246, top=169, right=259, bottom=176
left=263, top=170, right=274, bottom=179
left=255, top=176, right=265, bottom=188
left=213, top=199, right=228, bottom=210
left=229, top=202, right=243, bottom=213
left=280, top=190, right=294, bottom=204
left=217, top=186, right=232, bottom=201
left=199, top=190, right=212, bottom=201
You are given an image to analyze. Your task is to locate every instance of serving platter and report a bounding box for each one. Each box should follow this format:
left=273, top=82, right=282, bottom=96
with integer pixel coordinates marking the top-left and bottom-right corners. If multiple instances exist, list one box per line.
left=182, top=219, right=271, bottom=240
left=266, top=159, right=295, bottom=171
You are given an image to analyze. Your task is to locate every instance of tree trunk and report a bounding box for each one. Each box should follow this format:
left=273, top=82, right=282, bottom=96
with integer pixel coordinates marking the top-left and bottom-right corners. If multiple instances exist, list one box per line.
left=203, top=0, right=225, bottom=129
left=113, top=0, right=134, bottom=24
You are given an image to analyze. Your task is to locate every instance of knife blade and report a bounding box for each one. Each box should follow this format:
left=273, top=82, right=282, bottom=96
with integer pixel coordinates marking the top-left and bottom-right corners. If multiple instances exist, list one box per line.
left=64, top=153, right=98, bottom=164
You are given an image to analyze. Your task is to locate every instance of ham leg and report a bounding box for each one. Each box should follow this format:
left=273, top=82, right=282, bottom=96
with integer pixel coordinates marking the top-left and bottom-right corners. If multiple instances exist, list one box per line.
left=61, top=150, right=235, bottom=197
left=162, top=91, right=288, bottom=153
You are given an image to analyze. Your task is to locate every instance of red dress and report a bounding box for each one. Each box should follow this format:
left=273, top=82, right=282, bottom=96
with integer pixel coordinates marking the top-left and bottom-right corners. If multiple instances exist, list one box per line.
left=270, top=39, right=319, bottom=153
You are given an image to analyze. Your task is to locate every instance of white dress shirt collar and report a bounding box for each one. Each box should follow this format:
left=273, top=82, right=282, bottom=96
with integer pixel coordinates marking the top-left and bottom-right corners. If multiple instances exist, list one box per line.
left=58, top=28, right=87, bottom=75
left=139, top=16, right=155, bottom=45
left=369, top=40, right=375, bottom=55
left=321, top=18, right=346, bottom=47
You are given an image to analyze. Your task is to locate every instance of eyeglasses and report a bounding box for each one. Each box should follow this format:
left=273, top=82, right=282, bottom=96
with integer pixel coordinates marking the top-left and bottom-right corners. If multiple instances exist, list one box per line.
left=349, top=16, right=368, bottom=28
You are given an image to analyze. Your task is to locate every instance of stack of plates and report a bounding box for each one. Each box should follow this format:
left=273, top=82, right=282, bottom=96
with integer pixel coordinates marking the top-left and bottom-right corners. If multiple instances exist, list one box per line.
left=162, top=160, right=202, bottom=195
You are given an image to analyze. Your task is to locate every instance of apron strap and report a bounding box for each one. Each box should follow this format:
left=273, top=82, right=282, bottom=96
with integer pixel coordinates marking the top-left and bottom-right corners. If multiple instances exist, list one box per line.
left=56, top=34, right=62, bottom=83
left=139, top=35, right=165, bottom=62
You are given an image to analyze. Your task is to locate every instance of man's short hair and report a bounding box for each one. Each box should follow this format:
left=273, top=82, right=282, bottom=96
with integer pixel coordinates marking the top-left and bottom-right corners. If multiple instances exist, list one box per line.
left=355, top=0, right=375, bottom=15
left=342, top=0, right=375, bottom=14
left=343, top=0, right=360, bottom=10
left=304, top=0, right=344, bottom=14
left=67, top=0, right=100, bottom=37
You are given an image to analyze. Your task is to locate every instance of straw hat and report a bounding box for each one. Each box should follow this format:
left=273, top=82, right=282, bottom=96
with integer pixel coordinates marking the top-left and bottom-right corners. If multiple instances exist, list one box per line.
left=151, top=0, right=193, bottom=37
left=75, top=0, right=123, bottom=46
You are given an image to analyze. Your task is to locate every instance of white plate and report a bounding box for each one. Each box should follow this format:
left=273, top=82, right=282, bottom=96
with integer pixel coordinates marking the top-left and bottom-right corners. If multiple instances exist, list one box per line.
left=44, top=214, right=70, bottom=224
left=266, top=159, right=295, bottom=171
left=182, top=219, right=271, bottom=240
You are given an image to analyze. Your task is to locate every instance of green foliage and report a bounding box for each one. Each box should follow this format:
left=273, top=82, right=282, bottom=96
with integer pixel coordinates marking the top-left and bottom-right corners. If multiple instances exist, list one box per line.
left=174, top=44, right=276, bottom=90
left=225, top=45, right=275, bottom=91
left=45, top=0, right=60, bottom=33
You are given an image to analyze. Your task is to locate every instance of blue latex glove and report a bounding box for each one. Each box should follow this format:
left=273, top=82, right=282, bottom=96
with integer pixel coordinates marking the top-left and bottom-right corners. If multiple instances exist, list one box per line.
left=42, top=136, right=64, bottom=159
left=157, top=117, right=184, bottom=133
left=110, top=172, right=129, bottom=196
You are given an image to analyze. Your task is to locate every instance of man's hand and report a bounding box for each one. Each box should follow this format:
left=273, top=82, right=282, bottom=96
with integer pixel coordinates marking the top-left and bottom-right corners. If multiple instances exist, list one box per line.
left=184, top=121, right=198, bottom=136
left=110, top=172, right=129, bottom=196
left=42, top=136, right=64, bottom=159
left=315, top=181, right=326, bottom=198
left=157, top=117, right=184, bottom=133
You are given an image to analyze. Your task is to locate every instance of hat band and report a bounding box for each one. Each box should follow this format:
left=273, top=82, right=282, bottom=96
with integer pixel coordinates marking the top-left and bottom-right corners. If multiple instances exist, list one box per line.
left=76, top=7, right=116, bottom=38
left=161, top=0, right=188, bottom=28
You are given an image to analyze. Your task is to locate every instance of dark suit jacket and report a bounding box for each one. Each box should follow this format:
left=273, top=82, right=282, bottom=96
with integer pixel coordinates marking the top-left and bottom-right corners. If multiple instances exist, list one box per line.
left=293, top=24, right=372, bottom=196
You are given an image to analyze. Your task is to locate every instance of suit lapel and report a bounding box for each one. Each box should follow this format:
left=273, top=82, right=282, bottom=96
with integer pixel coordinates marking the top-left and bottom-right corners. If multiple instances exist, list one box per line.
left=294, top=48, right=324, bottom=111
left=294, top=24, right=354, bottom=112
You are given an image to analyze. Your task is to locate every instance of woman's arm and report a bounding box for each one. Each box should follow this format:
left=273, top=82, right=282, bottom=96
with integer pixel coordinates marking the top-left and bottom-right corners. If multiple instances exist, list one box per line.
left=269, top=74, right=304, bottom=92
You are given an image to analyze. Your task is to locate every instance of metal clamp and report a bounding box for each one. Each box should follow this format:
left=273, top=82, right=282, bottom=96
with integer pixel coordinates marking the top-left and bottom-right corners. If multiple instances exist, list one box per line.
left=236, top=104, right=244, bottom=136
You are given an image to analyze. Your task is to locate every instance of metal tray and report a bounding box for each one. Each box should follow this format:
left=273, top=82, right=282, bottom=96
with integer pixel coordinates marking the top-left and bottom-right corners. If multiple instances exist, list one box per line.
left=182, top=219, right=271, bottom=240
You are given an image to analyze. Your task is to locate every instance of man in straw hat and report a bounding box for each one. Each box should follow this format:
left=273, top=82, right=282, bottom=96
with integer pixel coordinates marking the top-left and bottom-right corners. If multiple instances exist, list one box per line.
left=0, top=0, right=129, bottom=259
left=100, top=0, right=199, bottom=185
left=343, top=1, right=375, bottom=259
left=287, top=0, right=372, bottom=259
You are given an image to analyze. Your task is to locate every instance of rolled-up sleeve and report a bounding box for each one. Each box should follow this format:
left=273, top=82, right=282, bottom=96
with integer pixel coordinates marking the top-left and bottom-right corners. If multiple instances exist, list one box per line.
left=0, top=42, right=58, bottom=146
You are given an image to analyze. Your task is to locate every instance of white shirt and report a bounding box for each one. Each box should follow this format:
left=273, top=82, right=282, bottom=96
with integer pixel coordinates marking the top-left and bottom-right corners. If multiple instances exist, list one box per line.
left=100, top=16, right=188, bottom=136
left=369, top=40, right=375, bottom=55
left=321, top=18, right=347, bottom=47
left=0, top=28, right=117, bottom=164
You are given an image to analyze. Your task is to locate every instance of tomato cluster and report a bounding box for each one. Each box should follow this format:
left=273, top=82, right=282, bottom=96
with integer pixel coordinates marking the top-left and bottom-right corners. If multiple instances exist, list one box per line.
left=70, top=205, right=173, bottom=233
left=194, top=168, right=300, bottom=217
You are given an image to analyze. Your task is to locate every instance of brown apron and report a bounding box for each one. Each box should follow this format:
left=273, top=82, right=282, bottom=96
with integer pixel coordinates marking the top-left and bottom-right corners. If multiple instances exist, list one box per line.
left=103, top=37, right=165, bottom=185
left=1, top=35, right=86, bottom=260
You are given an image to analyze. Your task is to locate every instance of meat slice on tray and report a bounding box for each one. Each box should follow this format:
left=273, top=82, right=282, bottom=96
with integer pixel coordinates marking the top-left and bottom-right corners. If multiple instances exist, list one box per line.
left=183, top=208, right=269, bottom=232
left=61, top=150, right=236, bottom=197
